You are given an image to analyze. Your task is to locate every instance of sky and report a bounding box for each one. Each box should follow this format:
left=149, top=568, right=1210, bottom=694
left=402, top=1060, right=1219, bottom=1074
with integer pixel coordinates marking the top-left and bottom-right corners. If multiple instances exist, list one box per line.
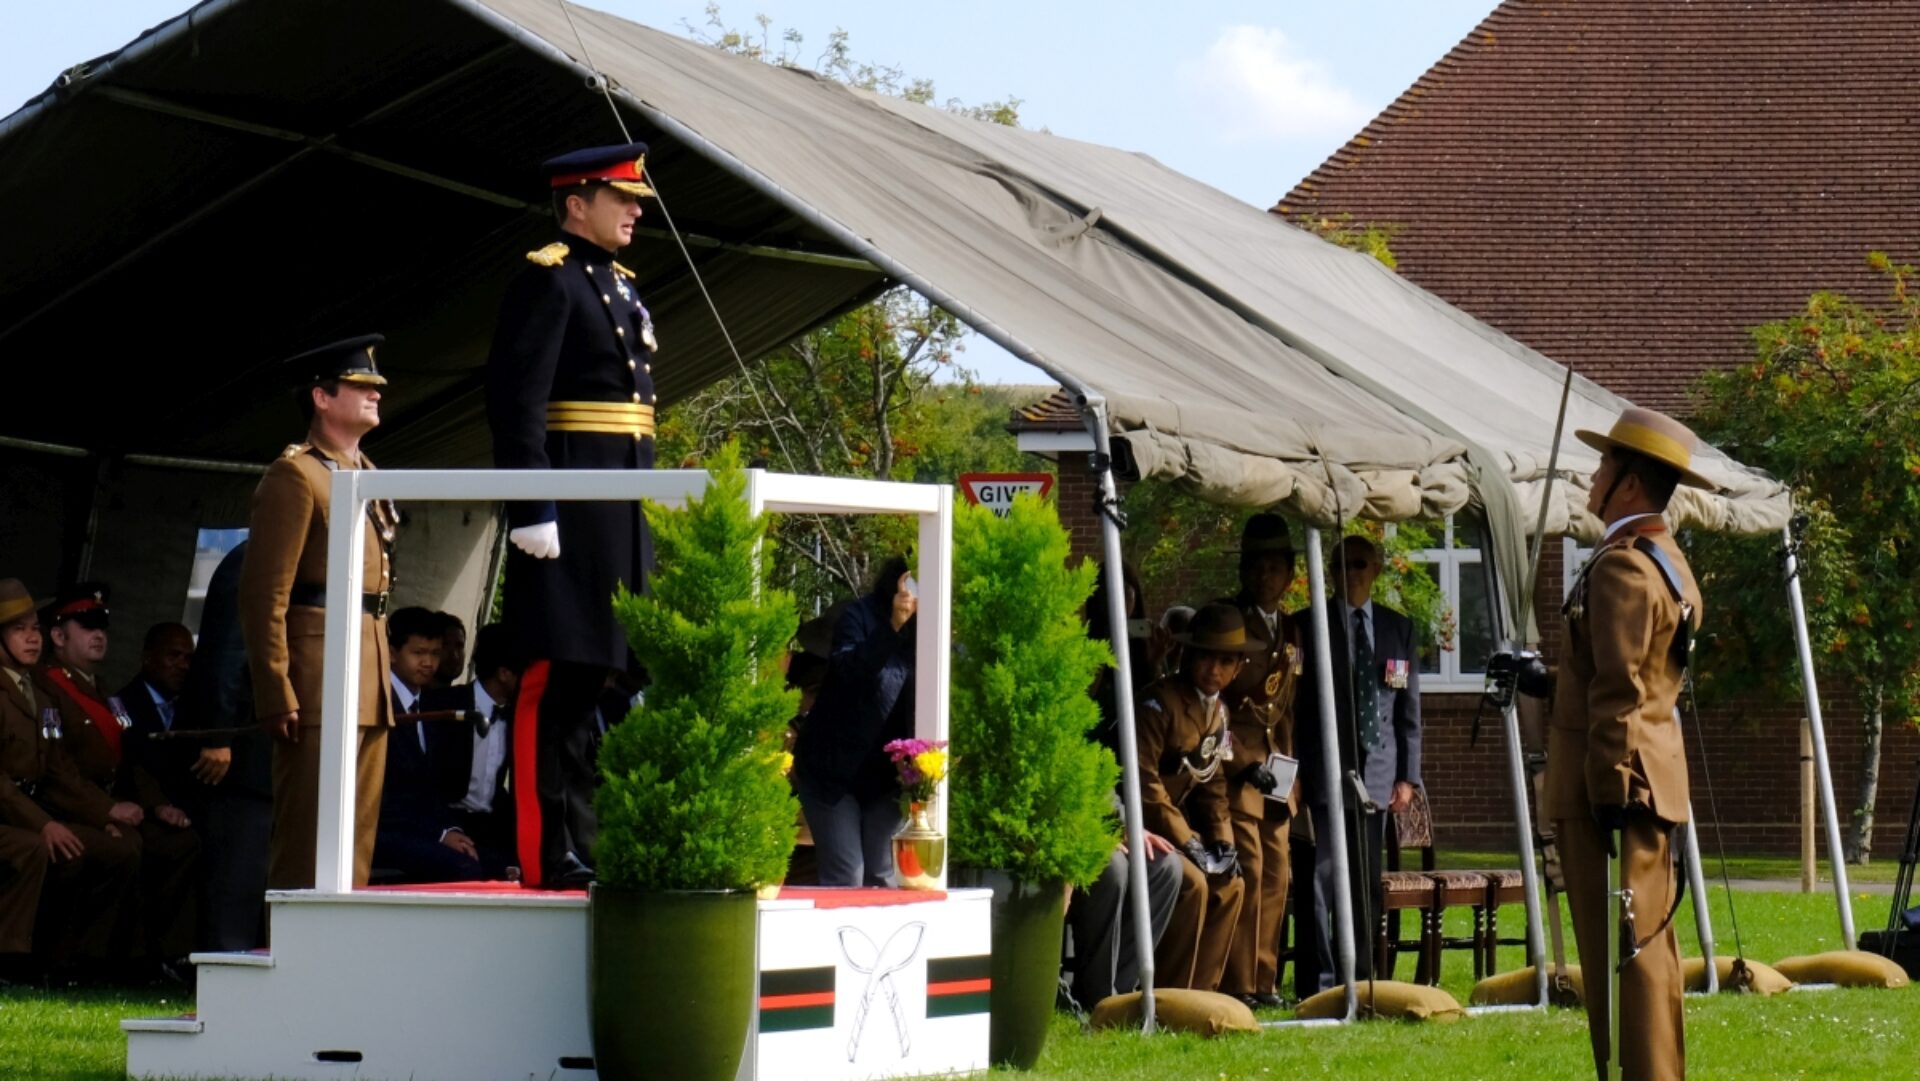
left=0, top=0, right=1500, bottom=383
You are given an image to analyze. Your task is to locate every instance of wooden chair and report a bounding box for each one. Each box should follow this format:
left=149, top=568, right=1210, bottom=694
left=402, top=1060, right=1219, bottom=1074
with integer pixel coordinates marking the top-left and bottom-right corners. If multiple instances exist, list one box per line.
left=1480, top=868, right=1528, bottom=977
left=1385, top=787, right=1495, bottom=984
left=1379, top=788, right=1438, bottom=982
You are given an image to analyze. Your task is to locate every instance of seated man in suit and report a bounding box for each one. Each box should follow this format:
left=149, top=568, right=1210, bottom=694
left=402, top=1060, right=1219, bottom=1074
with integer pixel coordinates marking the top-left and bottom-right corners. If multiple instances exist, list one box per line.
left=118, top=624, right=203, bottom=818
left=430, top=611, right=468, bottom=692
left=114, top=621, right=206, bottom=967
left=421, top=623, right=517, bottom=880
left=372, top=608, right=484, bottom=883
left=1293, top=535, right=1422, bottom=993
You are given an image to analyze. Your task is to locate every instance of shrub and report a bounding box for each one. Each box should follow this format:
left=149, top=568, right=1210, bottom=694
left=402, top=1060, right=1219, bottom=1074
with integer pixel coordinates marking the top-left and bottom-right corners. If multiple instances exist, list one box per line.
left=595, top=442, right=801, bottom=891
left=949, top=494, right=1119, bottom=887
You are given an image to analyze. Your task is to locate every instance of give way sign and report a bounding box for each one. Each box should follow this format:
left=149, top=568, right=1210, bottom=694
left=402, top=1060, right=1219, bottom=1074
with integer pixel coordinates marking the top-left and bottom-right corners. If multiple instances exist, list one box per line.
left=958, top=472, right=1055, bottom=517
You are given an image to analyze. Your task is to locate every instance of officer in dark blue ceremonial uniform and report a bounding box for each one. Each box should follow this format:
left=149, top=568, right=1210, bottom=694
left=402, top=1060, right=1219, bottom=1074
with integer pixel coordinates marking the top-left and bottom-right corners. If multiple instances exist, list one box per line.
left=486, top=143, right=659, bottom=889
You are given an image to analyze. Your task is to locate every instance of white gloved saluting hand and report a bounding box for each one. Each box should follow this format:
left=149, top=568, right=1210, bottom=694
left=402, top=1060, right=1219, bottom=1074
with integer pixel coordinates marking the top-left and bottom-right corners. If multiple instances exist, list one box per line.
left=510, top=522, right=562, bottom=559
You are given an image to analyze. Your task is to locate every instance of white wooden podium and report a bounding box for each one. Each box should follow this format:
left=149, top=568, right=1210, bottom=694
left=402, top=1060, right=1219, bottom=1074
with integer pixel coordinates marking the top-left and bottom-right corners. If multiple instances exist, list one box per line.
left=123, top=469, right=983, bottom=1080
left=124, top=884, right=992, bottom=1081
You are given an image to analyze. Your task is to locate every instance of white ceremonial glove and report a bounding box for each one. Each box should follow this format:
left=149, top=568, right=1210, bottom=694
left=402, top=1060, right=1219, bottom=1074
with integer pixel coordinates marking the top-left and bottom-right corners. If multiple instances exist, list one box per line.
left=510, top=522, right=562, bottom=559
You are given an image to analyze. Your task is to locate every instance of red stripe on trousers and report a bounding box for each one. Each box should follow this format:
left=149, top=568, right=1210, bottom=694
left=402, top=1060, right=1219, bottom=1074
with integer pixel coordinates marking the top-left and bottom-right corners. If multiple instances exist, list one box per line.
left=513, top=660, right=551, bottom=888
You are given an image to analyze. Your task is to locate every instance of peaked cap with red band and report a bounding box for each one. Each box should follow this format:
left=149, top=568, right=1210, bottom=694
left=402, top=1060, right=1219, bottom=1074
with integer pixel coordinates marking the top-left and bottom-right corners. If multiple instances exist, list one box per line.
left=42, top=580, right=110, bottom=629
left=543, top=141, right=655, bottom=197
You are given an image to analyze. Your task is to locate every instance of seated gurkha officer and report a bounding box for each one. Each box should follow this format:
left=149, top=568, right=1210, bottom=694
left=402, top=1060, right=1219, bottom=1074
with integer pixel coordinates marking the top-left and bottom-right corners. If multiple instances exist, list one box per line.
left=0, top=578, right=138, bottom=977
left=241, top=336, right=398, bottom=890
left=1135, top=602, right=1253, bottom=992
left=37, top=585, right=200, bottom=971
left=486, top=143, right=659, bottom=890
left=1214, top=514, right=1305, bottom=1008
left=1547, top=407, right=1707, bottom=1081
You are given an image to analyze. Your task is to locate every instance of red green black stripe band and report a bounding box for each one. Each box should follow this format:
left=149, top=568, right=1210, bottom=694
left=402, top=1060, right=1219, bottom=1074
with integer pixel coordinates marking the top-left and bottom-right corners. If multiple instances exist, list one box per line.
left=760, top=966, right=836, bottom=1032
left=927, top=955, right=991, bottom=983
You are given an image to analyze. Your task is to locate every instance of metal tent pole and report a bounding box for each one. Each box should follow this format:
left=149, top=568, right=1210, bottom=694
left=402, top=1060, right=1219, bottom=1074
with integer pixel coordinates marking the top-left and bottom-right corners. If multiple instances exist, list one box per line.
left=1681, top=812, right=1717, bottom=993
left=1305, top=526, right=1360, bottom=1020
left=1483, top=538, right=1548, bottom=1012
left=1495, top=700, right=1550, bottom=1011
left=1783, top=519, right=1856, bottom=947
left=1087, top=404, right=1156, bottom=1034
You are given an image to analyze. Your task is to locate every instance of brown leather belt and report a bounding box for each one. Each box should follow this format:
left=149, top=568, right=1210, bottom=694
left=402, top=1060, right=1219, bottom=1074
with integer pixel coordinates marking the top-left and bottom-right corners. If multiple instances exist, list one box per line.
left=547, top=400, right=655, bottom=438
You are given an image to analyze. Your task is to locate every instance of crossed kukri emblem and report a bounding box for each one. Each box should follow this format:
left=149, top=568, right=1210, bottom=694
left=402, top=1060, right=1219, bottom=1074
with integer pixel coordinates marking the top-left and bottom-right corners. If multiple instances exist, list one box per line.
left=837, top=922, right=927, bottom=1062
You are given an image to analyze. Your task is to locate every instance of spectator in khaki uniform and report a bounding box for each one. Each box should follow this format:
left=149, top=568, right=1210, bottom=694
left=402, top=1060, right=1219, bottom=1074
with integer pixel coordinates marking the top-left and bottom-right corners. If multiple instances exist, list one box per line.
left=1214, top=514, right=1305, bottom=1007
left=241, top=336, right=398, bottom=890
left=1135, top=602, right=1257, bottom=992
left=1548, top=408, right=1708, bottom=1081
left=0, top=579, right=137, bottom=977
left=38, top=585, right=200, bottom=970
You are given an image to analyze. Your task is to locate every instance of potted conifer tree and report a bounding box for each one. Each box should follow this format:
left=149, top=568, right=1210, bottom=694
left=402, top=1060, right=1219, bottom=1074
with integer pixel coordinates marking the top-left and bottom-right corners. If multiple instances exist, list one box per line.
left=591, top=444, right=800, bottom=1081
left=949, top=493, right=1120, bottom=1069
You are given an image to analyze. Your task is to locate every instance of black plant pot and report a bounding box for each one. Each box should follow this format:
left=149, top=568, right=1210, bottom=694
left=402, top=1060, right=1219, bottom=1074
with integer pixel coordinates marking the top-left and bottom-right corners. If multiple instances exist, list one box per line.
left=949, top=866, right=1066, bottom=1070
left=590, top=885, right=758, bottom=1081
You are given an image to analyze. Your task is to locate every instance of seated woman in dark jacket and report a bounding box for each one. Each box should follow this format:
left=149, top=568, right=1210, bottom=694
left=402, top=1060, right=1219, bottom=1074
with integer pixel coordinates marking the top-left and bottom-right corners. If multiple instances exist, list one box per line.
left=791, top=557, right=916, bottom=887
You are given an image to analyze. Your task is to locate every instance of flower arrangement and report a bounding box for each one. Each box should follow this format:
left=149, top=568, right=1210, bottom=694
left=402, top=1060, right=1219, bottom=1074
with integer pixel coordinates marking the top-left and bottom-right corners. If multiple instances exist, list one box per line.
left=884, top=737, right=949, bottom=810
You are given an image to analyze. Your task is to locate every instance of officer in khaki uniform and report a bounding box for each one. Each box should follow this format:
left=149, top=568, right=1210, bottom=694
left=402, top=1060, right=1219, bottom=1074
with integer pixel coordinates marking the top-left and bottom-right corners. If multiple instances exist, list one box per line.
left=0, top=578, right=139, bottom=972
left=1548, top=407, right=1708, bottom=1081
left=1135, top=602, right=1256, bottom=992
left=241, top=336, right=398, bottom=890
left=37, top=584, right=200, bottom=965
left=1214, top=514, right=1305, bottom=1007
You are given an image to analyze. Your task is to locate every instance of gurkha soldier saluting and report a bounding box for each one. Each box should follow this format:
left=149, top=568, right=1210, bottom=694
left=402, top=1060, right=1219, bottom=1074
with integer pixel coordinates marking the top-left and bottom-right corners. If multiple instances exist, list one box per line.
left=487, top=143, right=659, bottom=889
left=1135, top=602, right=1254, bottom=992
left=241, top=336, right=398, bottom=890
left=1548, top=407, right=1708, bottom=1081
left=1214, top=514, right=1305, bottom=1007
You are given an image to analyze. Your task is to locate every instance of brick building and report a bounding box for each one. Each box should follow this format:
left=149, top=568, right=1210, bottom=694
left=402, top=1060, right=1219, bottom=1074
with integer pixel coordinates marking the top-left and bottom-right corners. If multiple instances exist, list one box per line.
left=1015, top=0, right=1920, bottom=853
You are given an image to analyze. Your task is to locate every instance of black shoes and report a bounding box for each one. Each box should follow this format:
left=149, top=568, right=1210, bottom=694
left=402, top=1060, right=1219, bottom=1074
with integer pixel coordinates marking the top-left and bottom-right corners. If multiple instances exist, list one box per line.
left=539, top=851, right=596, bottom=890
left=1235, top=991, right=1285, bottom=1010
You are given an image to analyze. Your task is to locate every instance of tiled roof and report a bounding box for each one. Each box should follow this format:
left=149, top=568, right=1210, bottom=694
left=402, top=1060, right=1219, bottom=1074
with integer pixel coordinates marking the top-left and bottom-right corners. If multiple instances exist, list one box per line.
left=1275, top=0, right=1920, bottom=414
left=1006, top=386, right=1083, bottom=432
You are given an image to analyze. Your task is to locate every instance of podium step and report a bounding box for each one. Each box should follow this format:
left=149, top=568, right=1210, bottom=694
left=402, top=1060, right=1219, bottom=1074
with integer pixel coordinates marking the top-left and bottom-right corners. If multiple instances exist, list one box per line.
left=189, top=949, right=273, bottom=968
left=122, top=1015, right=203, bottom=1035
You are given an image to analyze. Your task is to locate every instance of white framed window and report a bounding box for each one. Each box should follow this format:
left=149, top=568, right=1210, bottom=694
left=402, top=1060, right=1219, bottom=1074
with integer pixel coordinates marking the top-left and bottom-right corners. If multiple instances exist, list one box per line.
left=1404, top=514, right=1498, bottom=693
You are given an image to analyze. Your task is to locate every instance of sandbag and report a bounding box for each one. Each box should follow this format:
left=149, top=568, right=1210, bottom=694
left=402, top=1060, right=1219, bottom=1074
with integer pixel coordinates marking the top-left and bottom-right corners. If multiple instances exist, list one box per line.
left=1772, top=950, right=1910, bottom=989
left=1296, top=981, right=1466, bottom=1023
left=1089, top=989, right=1259, bottom=1037
left=1469, top=964, right=1584, bottom=1007
left=1681, top=956, right=1794, bottom=995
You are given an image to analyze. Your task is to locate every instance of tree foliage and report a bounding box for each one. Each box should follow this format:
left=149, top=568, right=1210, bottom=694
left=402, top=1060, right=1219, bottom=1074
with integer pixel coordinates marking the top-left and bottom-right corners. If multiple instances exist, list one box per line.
left=1690, top=252, right=1920, bottom=862
left=949, top=495, right=1120, bottom=888
left=1293, top=211, right=1402, bottom=270
left=596, top=443, right=801, bottom=890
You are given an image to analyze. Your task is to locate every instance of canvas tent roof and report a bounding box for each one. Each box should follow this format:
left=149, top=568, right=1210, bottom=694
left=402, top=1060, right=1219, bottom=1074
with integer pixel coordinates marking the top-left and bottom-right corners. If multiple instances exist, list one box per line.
left=0, top=0, right=1787, bottom=548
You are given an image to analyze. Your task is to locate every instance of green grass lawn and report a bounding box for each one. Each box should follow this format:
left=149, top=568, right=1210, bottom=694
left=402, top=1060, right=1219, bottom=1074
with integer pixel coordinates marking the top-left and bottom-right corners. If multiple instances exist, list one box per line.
left=2, top=888, right=1904, bottom=1080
